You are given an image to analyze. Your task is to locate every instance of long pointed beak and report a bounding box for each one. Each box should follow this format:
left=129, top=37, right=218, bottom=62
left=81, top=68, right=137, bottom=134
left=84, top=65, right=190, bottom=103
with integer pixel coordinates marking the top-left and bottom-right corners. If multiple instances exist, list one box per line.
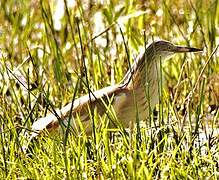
left=174, top=46, right=203, bottom=53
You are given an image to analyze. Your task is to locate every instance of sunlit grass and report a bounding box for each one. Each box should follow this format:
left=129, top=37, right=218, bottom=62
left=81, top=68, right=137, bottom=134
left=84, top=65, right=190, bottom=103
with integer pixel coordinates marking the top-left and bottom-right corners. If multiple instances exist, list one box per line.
left=0, top=0, right=218, bottom=179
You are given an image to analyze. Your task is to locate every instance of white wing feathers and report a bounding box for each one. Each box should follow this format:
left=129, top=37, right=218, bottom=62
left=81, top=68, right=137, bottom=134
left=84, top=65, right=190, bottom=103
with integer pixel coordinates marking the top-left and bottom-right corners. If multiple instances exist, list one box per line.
left=32, top=84, right=122, bottom=134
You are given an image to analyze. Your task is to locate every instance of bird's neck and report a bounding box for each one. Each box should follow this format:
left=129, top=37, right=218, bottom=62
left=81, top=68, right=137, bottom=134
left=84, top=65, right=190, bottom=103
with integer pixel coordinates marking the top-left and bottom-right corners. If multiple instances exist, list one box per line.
left=121, top=52, right=162, bottom=91
left=119, top=52, right=162, bottom=116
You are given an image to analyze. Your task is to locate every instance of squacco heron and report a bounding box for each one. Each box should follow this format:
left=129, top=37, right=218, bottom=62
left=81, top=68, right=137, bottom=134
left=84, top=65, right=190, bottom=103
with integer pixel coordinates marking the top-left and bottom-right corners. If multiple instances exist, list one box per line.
left=31, top=40, right=202, bottom=136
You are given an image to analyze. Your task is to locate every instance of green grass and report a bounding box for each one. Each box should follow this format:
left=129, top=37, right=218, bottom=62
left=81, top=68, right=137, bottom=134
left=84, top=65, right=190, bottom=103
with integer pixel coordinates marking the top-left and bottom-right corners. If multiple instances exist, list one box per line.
left=0, top=0, right=218, bottom=179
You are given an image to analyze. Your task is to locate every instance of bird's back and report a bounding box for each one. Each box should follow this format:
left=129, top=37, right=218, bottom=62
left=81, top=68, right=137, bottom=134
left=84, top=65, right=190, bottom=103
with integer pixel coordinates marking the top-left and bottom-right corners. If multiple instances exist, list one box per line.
left=32, top=84, right=127, bottom=135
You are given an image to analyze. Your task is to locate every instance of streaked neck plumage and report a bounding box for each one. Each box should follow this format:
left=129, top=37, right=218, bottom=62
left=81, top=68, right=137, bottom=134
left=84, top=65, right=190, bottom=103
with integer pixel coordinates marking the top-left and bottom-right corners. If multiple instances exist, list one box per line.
left=121, top=44, right=162, bottom=91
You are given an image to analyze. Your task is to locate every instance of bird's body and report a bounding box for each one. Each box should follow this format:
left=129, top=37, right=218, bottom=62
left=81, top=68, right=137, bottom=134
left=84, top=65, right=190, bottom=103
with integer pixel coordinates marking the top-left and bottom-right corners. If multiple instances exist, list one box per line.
left=31, top=40, right=202, bottom=136
left=33, top=51, right=159, bottom=135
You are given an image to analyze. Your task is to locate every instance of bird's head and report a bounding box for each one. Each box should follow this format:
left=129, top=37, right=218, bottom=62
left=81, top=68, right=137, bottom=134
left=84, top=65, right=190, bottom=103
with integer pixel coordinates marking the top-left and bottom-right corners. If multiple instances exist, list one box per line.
left=147, top=40, right=202, bottom=61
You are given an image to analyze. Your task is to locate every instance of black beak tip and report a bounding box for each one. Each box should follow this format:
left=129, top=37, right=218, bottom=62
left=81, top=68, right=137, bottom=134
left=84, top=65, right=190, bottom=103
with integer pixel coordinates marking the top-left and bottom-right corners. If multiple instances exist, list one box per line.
left=189, top=47, right=203, bottom=52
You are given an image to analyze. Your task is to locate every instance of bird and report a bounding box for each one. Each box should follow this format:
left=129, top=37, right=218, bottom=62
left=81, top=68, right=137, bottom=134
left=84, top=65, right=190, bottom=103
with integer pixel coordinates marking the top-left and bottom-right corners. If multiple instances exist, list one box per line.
left=30, top=40, right=202, bottom=137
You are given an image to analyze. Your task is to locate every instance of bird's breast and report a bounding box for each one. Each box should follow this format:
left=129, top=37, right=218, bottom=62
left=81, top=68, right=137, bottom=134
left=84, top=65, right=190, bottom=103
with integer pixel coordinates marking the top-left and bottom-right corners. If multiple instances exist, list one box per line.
left=111, top=85, right=157, bottom=128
